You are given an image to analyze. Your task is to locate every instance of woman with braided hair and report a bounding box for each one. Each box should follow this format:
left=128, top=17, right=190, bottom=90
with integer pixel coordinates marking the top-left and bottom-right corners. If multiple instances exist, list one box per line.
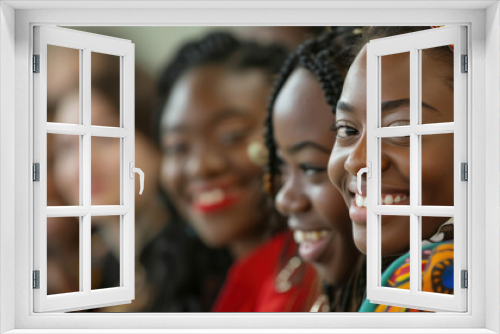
left=328, top=26, right=456, bottom=312
left=265, top=28, right=364, bottom=312
left=157, top=31, right=318, bottom=312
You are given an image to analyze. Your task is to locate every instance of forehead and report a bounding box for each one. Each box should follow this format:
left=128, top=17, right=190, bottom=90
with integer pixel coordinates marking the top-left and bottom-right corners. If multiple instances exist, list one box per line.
left=339, top=48, right=368, bottom=110
left=273, top=68, right=332, bottom=132
left=162, top=65, right=270, bottom=130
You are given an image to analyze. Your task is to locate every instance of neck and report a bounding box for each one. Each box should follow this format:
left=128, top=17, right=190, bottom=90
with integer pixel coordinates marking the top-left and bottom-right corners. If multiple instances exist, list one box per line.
left=228, top=229, right=269, bottom=260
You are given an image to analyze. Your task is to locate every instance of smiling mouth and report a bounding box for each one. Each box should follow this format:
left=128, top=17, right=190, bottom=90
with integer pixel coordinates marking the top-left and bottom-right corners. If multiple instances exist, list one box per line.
left=354, top=193, right=409, bottom=207
left=293, top=229, right=332, bottom=263
left=349, top=191, right=409, bottom=225
left=193, top=188, right=242, bottom=214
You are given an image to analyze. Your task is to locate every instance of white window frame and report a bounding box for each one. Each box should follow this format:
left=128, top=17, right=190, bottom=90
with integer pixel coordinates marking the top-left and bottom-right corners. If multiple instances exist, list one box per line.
left=33, top=26, right=136, bottom=313
left=365, top=26, right=468, bottom=312
left=0, top=1, right=498, bottom=333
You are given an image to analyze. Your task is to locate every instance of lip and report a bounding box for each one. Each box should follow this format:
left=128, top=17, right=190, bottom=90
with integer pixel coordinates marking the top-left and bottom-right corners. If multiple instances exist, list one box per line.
left=189, top=180, right=244, bottom=214
left=296, top=230, right=333, bottom=263
left=288, top=219, right=332, bottom=263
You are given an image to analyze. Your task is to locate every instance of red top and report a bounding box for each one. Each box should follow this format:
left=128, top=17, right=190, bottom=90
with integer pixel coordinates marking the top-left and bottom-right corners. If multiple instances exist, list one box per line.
left=212, top=231, right=318, bottom=312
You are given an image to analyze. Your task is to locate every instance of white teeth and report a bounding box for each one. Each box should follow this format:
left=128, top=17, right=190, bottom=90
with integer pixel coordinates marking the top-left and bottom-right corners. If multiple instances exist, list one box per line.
left=197, top=188, right=224, bottom=205
left=356, top=194, right=364, bottom=207
left=293, top=230, right=329, bottom=244
left=384, top=194, right=394, bottom=205
left=394, top=196, right=401, bottom=203
left=355, top=194, right=368, bottom=207
left=294, top=230, right=304, bottom=243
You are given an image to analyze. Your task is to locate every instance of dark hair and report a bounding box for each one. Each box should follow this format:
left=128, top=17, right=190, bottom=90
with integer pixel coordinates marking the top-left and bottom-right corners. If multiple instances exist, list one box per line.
left=353, top=26, right=454, bottom=70
left=264, top=28, right=362, bottom=195
left=154, top=31, right=289, bottom=143
left=263, top=28, right=364, bottom=311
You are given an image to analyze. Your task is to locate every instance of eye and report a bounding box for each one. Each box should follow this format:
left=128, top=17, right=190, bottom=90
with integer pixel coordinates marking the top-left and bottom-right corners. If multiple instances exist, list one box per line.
left=299, top=163, right=327, bottom=177
left=388, top=120, right=410, bottom=127
left=331, top=121, right=359, bottom=139
left=219, top=129, right=251, bottom=146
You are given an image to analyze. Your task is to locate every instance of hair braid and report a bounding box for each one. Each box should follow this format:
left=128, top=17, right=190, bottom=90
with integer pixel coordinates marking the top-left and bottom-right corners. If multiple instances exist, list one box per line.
left=264, top=28, right=361, bottom=197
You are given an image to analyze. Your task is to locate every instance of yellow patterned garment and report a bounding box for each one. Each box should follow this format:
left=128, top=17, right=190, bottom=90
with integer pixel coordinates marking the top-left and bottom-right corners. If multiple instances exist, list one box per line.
left=359, top=241, right=454, bottom=312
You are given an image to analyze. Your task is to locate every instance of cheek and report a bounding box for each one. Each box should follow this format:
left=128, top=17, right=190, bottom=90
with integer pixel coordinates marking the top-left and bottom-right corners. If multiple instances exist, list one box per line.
left=328, top=146, right=348, bottom=190
left=312, top=185, right=350, bottom=231
left=160, top=158, right=183, bottom=196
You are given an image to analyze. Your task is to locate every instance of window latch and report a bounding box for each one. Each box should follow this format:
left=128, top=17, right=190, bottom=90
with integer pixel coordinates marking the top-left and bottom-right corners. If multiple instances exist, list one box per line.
left=129, top=162, right=144, bottom=195
left=357, top=162, right=371, bottom=195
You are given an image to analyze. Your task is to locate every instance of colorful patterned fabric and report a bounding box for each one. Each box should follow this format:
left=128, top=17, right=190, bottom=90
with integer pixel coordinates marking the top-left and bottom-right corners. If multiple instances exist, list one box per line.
left=358, top=241, right=454, bottom=312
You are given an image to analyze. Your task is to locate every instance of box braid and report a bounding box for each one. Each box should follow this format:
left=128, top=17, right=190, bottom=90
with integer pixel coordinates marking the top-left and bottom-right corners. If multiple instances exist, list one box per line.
left=153, top=31, right=289, bottom=143
left=264, top=28, right=362, bottom=195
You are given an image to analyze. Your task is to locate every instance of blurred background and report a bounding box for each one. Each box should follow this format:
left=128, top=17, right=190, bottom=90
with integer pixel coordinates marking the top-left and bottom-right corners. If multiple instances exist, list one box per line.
left=46, top=26, right=324, bottom=312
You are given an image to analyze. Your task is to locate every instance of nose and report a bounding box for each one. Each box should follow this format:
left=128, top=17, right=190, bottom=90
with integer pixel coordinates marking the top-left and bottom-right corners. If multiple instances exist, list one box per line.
left=185, top=144, right=227, bottom=179
left=275, top=174, right=311, bottom=216
left=344, top=133, right=367, bottom=178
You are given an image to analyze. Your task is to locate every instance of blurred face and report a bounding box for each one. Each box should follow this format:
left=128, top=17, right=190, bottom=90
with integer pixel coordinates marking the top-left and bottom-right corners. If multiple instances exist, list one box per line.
left=53, top=91, right=161, bottom=208
left=160, top=65, right=271, bottom=249
left=328, top=47, right=454, bottom=256
left=273, top=69, right=358, bottom=285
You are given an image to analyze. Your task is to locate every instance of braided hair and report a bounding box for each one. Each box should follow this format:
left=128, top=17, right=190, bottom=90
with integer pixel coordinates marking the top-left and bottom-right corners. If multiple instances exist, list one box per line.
left=264, top=27, right=361, bottom=195
left=263, top=27, right=363, bottom=312
left=154, top=31, right=289, bottom=142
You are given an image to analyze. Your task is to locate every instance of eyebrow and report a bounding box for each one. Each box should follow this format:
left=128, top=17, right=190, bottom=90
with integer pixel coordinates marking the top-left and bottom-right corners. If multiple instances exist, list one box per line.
left=287, top=141, right=331, bottom=155
left=336, top=99, right=438, bottom=113
left=162, top=108, right=250, bottom=133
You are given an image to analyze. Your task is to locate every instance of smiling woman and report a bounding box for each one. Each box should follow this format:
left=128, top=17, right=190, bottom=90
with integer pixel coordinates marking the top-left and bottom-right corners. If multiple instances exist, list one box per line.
left=328, top=26, right=457, bottom=312
left=264, top=28, right=365, bottom=312
left=157, top=32, right=318, bottom=312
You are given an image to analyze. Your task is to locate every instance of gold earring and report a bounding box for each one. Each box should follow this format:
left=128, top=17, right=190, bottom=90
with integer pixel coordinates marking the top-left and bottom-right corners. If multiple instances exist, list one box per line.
left=247, top=140, right=268, bottom=167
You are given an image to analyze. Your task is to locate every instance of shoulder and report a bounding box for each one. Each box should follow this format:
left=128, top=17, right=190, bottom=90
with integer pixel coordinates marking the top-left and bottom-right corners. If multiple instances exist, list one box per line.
left=359, top=241, right=454, bottom=312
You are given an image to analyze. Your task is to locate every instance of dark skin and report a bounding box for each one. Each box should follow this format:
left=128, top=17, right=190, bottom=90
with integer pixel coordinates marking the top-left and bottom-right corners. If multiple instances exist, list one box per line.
left=328, top=47, right=454, bottom=256
left=273, top=68, right=360, bottom=286
left=160, top=65, right=273, bottom=259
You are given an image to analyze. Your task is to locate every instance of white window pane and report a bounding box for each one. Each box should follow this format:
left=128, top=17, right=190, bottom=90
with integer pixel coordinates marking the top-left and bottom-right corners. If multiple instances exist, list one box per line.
left=47, top=45, right=81, bottom=124
left=47, top=217, right=80, bottom=295
left=421, top=133, right=454, bottom=206
left=91, top=52, right=121, bottom=128
left=421, top=216, right=454, bottom=295
left=380, top=52, right=410, bottom=128
left=91, top=137, right=121, bottom=206
left=91, top=216, right=121, bottom=290
left=421, top=46, right=454, bottom=124
left=380, top=137, right=410, bottom=206
left=48, top=133, right=81, bottom=206
left=380, top=215, right=410, bottom=290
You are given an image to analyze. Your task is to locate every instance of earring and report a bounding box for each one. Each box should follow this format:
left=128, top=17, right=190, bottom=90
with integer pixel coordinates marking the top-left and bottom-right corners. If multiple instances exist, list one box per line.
left=247, top=140, right=268, bottom=167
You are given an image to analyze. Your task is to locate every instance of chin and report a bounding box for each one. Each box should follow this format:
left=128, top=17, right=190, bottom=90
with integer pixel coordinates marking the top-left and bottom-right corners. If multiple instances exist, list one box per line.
left=352, top=227, right=367, bottom=255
